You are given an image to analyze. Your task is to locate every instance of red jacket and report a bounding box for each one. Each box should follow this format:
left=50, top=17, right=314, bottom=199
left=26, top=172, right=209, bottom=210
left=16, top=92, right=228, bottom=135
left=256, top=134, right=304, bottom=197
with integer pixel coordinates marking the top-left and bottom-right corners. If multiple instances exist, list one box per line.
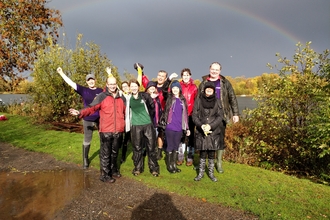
left=180, top=79, right=198, bottom=116
left=79, top=89, right=126, bottom=133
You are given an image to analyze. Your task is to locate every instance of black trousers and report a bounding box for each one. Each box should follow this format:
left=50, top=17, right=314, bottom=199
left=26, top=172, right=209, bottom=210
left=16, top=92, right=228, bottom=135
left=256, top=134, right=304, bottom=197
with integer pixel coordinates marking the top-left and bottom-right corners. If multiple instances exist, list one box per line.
left=130, top=123, right=159, bottom=173
left=99, top=132, right=123, bottom=176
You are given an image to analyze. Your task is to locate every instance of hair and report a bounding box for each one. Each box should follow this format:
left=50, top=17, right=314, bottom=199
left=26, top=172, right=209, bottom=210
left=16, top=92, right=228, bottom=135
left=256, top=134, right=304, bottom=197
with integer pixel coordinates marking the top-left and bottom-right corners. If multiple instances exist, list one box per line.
left=158, top=70, right=168, bottom=77
left=181, top=68, right=191, bottom=77
left=121, top=81, right=128, bottom=87
left=128, top=78, right=140, bottom=87
left=209, top=62, right=222, bottom=70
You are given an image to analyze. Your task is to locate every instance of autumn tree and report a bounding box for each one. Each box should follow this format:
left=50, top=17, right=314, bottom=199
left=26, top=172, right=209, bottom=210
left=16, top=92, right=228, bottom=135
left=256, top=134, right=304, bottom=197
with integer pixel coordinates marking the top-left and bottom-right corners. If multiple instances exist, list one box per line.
left=30, top=34, right=118, bottom=123
left=0, top=0, right=62, bottom=91
left=237, top=42, right=330, bottom=179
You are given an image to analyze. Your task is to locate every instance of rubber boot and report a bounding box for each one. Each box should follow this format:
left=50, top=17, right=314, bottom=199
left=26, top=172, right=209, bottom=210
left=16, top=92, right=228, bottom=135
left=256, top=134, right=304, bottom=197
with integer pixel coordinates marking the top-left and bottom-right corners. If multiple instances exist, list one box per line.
left=173, top=150, right=181, bottom=173
left=208, top=159, right=218, bottom=182
left=165, top=151, right=175, bottom=173
left=194, top=158, right=206, bottom=181
left=157, top=148, right=163, bottom=160
left=216, top=150, right=224, bottom=173
left=121, top=144, right=127, bottom=164
left=83, top=144, right=90, bottom=169
left=186, top=146, right=194, bottom=166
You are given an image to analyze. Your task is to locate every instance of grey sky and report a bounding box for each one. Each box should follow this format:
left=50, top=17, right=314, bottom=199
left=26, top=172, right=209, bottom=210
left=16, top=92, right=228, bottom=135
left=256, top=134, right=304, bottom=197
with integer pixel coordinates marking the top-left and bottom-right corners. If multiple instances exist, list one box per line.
left=46, top=0, right=330, bottom=80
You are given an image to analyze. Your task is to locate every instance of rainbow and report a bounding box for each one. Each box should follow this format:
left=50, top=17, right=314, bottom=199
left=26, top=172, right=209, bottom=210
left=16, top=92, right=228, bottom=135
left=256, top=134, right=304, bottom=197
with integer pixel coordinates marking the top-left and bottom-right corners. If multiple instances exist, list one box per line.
left=203, top=0, right=300, bottom=44
left=56, top=0, right=301, bottom=45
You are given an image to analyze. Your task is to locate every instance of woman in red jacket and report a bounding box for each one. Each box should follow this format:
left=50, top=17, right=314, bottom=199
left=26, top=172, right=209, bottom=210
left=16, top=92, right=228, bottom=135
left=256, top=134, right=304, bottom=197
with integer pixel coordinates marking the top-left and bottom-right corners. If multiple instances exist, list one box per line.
left=178, top=68, right=198, bottom=166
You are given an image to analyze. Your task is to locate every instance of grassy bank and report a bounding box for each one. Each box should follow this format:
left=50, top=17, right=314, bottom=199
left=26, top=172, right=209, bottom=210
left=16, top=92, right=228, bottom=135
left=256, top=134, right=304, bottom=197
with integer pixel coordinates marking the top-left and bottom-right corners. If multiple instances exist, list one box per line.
left=1, top=113, right=329, bottom=220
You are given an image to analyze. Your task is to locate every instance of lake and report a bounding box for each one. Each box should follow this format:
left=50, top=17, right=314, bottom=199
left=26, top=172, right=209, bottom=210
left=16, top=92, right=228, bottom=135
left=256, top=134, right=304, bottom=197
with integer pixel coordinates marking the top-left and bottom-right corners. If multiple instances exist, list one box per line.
left=0, top=94, right=257, bottom=115
left=0, top=94, right=30, bottom=105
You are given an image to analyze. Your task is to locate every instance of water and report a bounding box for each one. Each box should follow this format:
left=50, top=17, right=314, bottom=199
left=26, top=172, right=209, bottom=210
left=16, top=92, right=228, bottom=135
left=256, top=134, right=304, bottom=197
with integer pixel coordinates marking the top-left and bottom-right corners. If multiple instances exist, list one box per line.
left=0, top=94, right=258, bottom=113
left=0, top=94, right=30, bottom=105
left=0, top=170, right=91, bottom=219
left=236, top=96, right=257, bottom=115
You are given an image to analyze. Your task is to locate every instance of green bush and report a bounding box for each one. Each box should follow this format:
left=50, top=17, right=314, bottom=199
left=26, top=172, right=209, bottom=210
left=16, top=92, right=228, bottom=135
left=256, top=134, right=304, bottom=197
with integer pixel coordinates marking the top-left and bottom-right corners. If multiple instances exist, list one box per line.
left=226, top=42, right=330, bottom=180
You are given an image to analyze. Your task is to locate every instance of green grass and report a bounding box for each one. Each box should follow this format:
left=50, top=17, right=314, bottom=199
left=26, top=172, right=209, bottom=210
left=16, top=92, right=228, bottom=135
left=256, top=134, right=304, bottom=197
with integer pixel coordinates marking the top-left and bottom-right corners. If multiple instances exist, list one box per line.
left=1, top=113, right=329, bottom=220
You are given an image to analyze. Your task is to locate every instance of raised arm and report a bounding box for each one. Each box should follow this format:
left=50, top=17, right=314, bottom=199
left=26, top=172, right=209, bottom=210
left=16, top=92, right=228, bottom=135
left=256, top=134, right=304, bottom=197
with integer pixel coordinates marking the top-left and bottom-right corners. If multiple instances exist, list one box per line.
left=57, top=67, right=77, bottom=90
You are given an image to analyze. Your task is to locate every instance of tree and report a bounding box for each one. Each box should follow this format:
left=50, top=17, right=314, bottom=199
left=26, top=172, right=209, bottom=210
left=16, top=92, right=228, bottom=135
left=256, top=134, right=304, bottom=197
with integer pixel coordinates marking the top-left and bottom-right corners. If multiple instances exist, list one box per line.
left=231, top=42, right=330, bottom=179
left=0, top=0, right=62, bottom=91
left=30, top=34, right=118, bottom=123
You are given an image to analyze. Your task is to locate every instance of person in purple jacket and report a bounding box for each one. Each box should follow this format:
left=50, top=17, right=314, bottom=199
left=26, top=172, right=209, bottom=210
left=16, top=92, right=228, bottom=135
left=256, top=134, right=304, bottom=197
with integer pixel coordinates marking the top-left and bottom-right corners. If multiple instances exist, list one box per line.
left=158, top=80, right=190, bottom=173
left=57, top=67, right=103, bottom=169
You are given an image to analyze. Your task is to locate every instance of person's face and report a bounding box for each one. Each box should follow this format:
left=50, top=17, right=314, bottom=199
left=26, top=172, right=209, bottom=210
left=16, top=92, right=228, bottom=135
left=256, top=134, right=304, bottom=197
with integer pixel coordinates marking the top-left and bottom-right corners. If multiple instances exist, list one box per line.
left=157, top=71, right=167, bottom=85
left=122, top=83, right=129, bottom=93
left=209, top=64, right=221, bottom=80
left=205, top=87, right=214, bottom=97
left=106, top=78, right=117, bottom=93
left=86, top=78, right=96, bottom=88
left=147, top=86, right=157, bottom=95
left=130, top=82, right=139, bottom=95
left=182, top=71, right=191, bottom=83
left=172, top=86, right=180, bottom=96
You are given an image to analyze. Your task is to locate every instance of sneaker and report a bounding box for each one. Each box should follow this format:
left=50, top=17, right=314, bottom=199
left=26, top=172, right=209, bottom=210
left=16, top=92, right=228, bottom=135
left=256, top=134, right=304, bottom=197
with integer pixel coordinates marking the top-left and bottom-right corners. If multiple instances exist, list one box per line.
left=186, top=160, right=193, bottom=166
left=132, top=170, right=140, bottom=176
left=152, top=171, right=159, bottom=177
left=176, top=161, right=183, bottom=166
left=112, top=172, right=122, bottom=178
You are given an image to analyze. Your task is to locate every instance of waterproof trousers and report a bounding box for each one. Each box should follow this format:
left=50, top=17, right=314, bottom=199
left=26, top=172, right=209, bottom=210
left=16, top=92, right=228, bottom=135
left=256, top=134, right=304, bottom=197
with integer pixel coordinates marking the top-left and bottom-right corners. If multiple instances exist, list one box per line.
left=130, top=123, right=159, bottom=174
left=99, top=132, right=123, bottom=178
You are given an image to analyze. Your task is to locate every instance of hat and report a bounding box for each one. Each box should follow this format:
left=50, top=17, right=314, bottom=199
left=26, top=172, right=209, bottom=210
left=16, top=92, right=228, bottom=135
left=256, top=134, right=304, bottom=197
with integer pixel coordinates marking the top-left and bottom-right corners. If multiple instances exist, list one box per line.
left=204, top=81, right=215, bottom=92
left=146, top=81, right=157, bottom=91
left=86, top=73, right=95, bottom=81
left=170, top=80, right=182, bottom=91
left=134, top=62, right=144, bottom=70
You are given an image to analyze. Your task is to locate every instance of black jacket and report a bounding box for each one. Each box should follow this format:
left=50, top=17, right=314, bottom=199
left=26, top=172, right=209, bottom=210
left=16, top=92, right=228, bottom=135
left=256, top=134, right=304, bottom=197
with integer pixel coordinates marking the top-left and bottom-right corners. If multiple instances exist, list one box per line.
left=192, top=97, right=225, bottom=151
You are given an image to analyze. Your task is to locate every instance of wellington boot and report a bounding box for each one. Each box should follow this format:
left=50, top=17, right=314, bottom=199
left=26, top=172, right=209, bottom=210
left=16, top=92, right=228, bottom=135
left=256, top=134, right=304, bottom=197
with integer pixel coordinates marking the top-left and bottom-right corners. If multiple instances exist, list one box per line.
left=83, top=144, right=90, bottom=169
left=194, top=158, right=206, bottom=181
left=173, top=150, right=181, bottom=173
left=165, top=151, right=175, bottom=173
left=157, top=148, right=163, bottom=160
left=216, top=150, right=224, bottom=173
left=208, top=159, right=218, bottom=182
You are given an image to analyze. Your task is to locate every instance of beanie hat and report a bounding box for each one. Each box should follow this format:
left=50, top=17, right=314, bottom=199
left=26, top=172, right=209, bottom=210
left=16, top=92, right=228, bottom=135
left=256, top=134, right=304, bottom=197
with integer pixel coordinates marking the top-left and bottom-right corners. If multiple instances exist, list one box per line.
left=204, top=81, right=215, bottom=92
left=145, top=81, right=157, bottom=91
left=170, top=80, right=182, bottom=91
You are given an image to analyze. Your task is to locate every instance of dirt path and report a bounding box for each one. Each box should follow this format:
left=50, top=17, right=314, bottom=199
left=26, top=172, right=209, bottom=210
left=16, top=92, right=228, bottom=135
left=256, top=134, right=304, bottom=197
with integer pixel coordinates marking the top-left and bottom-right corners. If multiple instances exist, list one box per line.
left=0, top=142, right=258, bottom=220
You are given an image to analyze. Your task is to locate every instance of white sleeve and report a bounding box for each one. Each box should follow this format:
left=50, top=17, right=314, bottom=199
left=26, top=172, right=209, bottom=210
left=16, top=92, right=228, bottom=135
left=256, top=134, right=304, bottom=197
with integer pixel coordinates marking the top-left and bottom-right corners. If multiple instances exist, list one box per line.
left=58, top=72, right=77, bottom=90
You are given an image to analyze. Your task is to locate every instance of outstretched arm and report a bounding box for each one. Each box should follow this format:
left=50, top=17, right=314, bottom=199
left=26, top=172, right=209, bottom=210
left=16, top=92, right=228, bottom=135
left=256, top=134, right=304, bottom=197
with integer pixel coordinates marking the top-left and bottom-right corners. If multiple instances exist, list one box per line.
left=57, top=67, right=77, bottom=90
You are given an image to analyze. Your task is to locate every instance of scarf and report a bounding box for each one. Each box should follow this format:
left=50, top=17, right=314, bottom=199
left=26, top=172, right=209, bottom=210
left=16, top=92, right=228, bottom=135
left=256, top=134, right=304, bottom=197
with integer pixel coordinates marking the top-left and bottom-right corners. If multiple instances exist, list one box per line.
left=201, top=92, right=216, bottom=109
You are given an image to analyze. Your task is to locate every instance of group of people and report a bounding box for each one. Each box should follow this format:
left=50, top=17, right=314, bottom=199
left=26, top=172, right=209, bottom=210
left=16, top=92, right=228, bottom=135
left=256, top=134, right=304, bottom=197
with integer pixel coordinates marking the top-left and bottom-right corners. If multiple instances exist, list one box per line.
left=57, top=61, right=239, bottom=183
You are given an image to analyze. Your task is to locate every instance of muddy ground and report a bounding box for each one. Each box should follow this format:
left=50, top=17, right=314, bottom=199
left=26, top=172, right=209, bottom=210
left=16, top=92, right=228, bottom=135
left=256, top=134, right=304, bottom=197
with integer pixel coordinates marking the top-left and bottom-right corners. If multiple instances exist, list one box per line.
left=0, top=142, right=258, bottom=220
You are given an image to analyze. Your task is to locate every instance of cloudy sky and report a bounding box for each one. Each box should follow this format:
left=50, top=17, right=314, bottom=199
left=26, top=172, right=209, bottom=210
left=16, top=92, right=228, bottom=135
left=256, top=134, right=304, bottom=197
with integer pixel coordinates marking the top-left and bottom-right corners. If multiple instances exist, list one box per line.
left=46, top=0, right=330, bottom=80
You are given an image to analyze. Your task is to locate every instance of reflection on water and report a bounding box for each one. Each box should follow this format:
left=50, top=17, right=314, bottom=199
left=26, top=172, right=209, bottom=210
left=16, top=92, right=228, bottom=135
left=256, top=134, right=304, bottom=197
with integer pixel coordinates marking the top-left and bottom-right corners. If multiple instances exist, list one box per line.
left=0, top=170, right=90, bottom=219
left=236, top=96, right=257, bottom=115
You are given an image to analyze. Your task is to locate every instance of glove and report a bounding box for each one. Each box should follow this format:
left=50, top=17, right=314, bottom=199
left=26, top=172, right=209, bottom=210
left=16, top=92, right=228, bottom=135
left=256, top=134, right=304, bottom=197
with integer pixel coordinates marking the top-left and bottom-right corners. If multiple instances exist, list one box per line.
left=106, top=67, right=113, bottom=77
left=169, top=72, right=178, bottom=80
left=201, top=124, right=212, bottom=136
